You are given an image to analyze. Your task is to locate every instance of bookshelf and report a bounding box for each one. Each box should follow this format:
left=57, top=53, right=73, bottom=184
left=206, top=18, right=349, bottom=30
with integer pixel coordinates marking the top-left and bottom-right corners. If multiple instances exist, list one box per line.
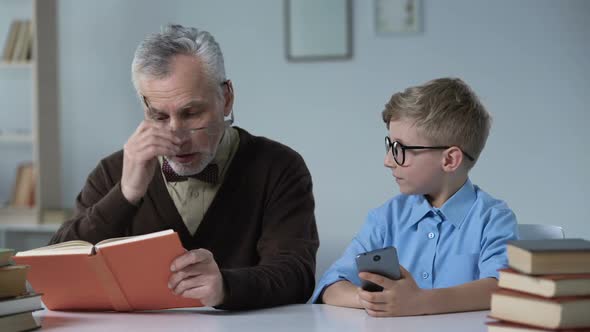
left=0, top=0, right=61, bottom=227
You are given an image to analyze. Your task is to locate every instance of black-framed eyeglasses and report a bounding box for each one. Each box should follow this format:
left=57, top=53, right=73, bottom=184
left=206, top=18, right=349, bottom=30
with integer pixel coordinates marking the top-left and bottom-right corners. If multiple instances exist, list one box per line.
left=385, top=136, right=475, bottom=166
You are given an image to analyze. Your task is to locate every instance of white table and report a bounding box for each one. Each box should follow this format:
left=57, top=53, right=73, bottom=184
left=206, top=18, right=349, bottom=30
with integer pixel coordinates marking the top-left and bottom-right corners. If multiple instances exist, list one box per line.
left=34, top=304, right=490, bottom=331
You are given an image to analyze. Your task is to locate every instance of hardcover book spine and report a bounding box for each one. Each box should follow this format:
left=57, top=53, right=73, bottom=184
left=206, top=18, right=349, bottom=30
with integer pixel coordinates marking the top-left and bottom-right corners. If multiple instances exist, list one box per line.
left=88, top=254, right=132, bottom=311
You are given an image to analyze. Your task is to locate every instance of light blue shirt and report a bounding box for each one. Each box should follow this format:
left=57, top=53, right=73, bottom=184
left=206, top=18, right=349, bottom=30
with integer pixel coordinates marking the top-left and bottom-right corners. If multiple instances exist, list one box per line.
left=312, top=179, right=518, bottom=303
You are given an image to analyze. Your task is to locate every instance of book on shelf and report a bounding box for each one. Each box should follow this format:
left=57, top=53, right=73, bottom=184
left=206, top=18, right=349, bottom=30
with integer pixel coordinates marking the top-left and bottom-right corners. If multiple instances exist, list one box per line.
left=490, top=289, right=590, bottom=329
left=1, top=20, right=33, bottom=63
left=0, top=207, right=37, bottom=225
left=486, top=320, right=590, bottom=332
left=11, top=162, right=35, bottom=208
left=41, top=208, right=73, bottom=224
left=498, top=268, right=590, bottom=298
left=13, top=229, right=202, bottom=311
left=0, top=248, right=15, bottom=266
left=506, top=239, right=590, bottom=275
left=0, top=292, right=43, bottom=317
left=0, top=265, right=29, bottom=298
left=1, top=21, right=19, bottom=61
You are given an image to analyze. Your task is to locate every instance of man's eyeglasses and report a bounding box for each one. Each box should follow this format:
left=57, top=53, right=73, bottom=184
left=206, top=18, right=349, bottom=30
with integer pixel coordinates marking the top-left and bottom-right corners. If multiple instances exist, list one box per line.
left=385, top=136, right=475, bottom=166
left=141, top=80, right=232, bottom=134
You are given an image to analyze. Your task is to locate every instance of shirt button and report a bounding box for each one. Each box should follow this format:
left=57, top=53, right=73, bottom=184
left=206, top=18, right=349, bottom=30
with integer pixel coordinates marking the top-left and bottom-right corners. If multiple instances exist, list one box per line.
left=422, top=272, right=429, bottom=279
left=427, top=232, right=435, bottom=239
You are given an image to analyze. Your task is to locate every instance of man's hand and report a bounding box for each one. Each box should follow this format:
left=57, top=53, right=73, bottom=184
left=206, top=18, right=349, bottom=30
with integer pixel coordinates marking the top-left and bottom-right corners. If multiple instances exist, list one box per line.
left=121, top=121, right=181, bottom=204
left=357, top=266, right=427, bottom=317
left=168, top=249, right=225, bottom=307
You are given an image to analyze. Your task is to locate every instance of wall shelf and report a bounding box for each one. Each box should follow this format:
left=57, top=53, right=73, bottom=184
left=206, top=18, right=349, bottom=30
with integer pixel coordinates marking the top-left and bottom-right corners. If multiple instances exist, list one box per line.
left=0, top=133, right=33, bottom=144
left=0, top=61, right=33, bottom=69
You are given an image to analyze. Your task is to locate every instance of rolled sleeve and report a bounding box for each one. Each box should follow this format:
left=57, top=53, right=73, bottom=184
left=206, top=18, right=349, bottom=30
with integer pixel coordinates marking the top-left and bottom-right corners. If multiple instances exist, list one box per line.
left=478, top=208, right=518, bottom=279
left=311, top=210, right=385, bottom=303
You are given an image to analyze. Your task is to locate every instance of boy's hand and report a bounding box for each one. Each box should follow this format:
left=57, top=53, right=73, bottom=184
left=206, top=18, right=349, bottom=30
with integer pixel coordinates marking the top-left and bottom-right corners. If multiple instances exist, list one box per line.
left=357, top=266, right=427, bottom=317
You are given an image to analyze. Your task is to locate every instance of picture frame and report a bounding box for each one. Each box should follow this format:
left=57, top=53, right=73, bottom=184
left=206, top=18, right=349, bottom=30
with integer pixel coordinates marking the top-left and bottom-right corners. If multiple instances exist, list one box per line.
left=375, top=0, right=421, bottom=34
left=284, top=0, right=353, bottom=61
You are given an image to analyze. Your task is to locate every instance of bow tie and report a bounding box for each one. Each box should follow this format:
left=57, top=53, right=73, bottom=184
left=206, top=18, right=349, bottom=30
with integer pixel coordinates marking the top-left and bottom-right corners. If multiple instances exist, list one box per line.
left=161, top=159, right=219, bottom=184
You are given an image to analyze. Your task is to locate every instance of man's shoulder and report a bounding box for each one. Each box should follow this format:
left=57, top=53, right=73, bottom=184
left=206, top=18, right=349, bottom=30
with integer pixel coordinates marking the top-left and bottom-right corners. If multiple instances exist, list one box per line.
left=88, top=149, right=124, bottom=180
left=236, top=127, right=306, bottom=165
left=98, top=149, right=124, bottom=168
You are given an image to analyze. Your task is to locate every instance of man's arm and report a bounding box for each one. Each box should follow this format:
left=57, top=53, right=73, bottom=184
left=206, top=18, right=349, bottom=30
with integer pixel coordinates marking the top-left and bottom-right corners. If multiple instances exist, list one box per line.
left=51, top=121, right=181, bottom=244
left=215, top=153, right=319, bottom=310
left=50, top=155, right=140, bottom=244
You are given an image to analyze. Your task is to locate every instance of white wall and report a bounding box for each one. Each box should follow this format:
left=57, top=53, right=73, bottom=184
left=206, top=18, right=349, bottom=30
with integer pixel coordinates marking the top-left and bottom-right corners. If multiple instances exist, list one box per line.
left=54, top=0, right=589, bottom=277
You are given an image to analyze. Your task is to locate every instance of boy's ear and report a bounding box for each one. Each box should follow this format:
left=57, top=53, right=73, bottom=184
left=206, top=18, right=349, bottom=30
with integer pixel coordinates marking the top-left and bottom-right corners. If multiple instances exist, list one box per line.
left=441, top=147, right=463, bottom=172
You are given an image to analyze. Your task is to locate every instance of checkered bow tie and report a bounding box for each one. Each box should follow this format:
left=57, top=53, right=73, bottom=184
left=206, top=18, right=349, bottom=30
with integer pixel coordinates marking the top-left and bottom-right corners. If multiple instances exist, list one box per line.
left=161, top=159, right=219, bottom=184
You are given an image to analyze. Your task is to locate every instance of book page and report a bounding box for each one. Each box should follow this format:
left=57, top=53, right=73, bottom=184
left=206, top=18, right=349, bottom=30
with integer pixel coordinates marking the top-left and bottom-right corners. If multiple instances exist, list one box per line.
left=15, top=240, right=93, bottom=256
left=96, top=229, right=174, bottom=248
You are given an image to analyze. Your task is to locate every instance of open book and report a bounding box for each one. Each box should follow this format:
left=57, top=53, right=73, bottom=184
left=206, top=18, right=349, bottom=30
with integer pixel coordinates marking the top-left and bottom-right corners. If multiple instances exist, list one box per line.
left=13, top=229, right=202, bottom=311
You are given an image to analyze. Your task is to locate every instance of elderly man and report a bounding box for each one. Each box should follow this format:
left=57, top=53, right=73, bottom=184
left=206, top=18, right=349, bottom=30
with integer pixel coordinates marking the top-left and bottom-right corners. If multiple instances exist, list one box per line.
left=50, top=24, right=318, bottom=310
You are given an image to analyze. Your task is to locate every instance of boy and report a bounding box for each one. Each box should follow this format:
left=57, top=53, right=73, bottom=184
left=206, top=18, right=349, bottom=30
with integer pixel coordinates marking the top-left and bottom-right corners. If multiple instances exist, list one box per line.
left=312, top=78, right=518, bottom=316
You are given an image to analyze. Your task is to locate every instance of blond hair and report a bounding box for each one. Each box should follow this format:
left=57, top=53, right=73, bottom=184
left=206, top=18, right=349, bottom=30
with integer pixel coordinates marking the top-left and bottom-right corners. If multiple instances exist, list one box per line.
left=382, top=78, right=491, bottom=167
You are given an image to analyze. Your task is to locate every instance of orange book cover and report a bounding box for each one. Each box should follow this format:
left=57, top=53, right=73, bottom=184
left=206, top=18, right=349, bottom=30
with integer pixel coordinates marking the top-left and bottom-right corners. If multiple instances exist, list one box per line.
left=13, top=229, right=202, bottom=311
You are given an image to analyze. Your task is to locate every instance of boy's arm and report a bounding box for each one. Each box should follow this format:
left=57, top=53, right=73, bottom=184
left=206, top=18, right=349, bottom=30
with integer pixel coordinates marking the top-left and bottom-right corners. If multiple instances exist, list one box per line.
left=357, top=267, right=497, bottom=317
left=321, top=280, right=363, bottom=309
left=419, top=278, right=497, bottom=314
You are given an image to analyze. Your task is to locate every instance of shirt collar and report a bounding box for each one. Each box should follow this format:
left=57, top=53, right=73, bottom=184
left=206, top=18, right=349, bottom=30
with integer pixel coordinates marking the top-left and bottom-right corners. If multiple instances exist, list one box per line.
left=437, top=178, right=477, bottom=229
left=405, top=178, right=477, bottom=229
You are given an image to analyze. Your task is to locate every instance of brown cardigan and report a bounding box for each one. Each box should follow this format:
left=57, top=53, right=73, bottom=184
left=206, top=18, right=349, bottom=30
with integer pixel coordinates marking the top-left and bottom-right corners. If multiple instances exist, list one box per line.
left=50, top=127, right=319, bottom=310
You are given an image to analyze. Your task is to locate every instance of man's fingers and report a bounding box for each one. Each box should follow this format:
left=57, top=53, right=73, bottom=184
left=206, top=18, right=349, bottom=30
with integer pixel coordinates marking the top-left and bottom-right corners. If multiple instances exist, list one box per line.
left=168, top=268, right=202, bottom=290
left=141, top=126, right=182, bottom=145
left=133, top=142, right=179, bottom=159
left=170, top=249, right=213, bottom=272
left=171, top=274, right=207, bottom=295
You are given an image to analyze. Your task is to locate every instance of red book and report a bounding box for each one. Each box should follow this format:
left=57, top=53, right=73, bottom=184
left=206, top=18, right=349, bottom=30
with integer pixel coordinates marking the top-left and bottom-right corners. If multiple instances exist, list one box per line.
left=13, top=229, right=202, bottom=311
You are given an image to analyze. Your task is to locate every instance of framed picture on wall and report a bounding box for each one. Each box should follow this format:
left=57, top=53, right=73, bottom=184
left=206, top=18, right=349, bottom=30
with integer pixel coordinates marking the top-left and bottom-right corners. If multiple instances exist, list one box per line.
left=284, top=0, right=352, bottom=61
left=375, top=0, right=421, bottom=34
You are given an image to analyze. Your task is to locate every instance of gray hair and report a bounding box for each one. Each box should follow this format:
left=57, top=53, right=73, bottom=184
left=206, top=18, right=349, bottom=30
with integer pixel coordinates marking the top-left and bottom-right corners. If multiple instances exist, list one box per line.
left=131, top=24, right=226, bottom=93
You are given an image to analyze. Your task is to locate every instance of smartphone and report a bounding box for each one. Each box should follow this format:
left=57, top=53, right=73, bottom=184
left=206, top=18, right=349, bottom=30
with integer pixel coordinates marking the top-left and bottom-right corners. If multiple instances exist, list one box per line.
left=355, top=246, right=401, bottom=292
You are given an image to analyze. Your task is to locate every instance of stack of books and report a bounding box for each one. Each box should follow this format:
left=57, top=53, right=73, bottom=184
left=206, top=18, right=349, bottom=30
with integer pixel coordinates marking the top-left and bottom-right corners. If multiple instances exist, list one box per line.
left=0, top=248, right=42, bottom=332
left=487, top=238, right=590, bottom=332
left=1, top=20, right=34, bottom=64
